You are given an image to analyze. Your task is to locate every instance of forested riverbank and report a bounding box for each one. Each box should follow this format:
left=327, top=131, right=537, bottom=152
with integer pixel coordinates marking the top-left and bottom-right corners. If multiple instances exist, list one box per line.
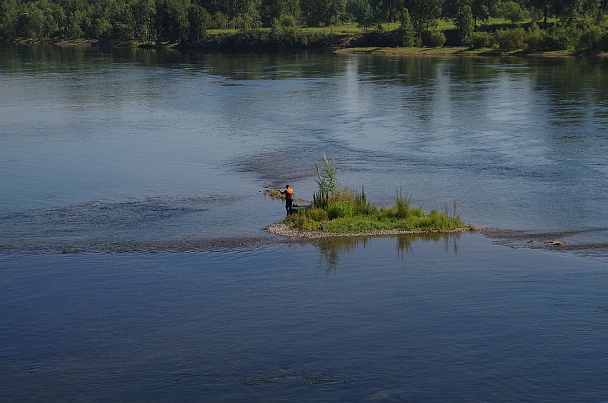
left=3, top=0, right=608, bottom=53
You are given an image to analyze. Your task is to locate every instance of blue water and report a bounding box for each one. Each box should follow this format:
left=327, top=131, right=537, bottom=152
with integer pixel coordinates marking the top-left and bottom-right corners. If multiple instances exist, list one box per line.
left=1, top=45, right=608, bottom=401
left=2, top=237, right=608, bottom=401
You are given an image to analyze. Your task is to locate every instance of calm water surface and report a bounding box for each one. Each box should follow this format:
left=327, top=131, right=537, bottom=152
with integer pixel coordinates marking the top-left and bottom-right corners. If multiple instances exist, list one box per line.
left=1, top=45, right=608, bottom=401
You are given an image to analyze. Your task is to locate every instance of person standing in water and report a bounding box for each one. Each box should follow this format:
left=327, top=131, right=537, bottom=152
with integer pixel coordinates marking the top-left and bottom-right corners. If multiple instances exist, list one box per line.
left=279, top=185, right=294, bottom=215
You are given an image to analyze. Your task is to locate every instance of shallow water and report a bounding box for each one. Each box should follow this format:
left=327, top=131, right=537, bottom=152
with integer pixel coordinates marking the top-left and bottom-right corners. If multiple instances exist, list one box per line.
left=1, top=45, right=608, bottom=401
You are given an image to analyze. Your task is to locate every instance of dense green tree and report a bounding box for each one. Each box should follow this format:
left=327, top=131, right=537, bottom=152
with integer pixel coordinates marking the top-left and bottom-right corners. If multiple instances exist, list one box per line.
left=472, top=0, right=495, bottom=24
left=261, top=0, right=277, bottom=23
left=17, top=2, right=46, bottom=38
left=368, top=0, right=388, bottom=25
left=348, top=0, right=374, bottom=30
left=576, top=23, right=604, bottom=51
left=455, top=4, right=473, bottom=44
left=261, top=0, right=300, bottom=26
left=524, top=21, right=543, bottom=50
left=45, top=0, right=65, bottom=35
left=557, top=0, right=604, bottom=23
left=156, top=0, right=189, bottom=41
left=224, top=0, right=242, bottom=19
left=281, top=0, right=302, bottom=18
left=327, top=0, right=348, bottom=24
left=301, top=0, right=346, bottom=26
left=91, top=0, right=133, bottom=40
left=241, top=0, right=261, bottom=30
left=397, top=6, right=415, bottom=45
left=441, top=0, right=463, bottom=20
left=300, top=0, right=316, bottom=25
left=502, top=0, right=527, bottom=22
left=403, top=0, right=442, bottom=38
left=551, top=0, right=580, bottom=23
left=56, top=0, right=91, bottom=38
left=371, top=0, right=403, bottom=23
left=210, top=10, right=228, bottom=28
left=64, top=8, right=89, bottom=37
left=495, top=26, right=525, bottom=50
left=187, top=3, right=209, bottom=40
left=540, top=0, right=602, bottom=26
left=130, top=0, right=156, bottom=42
left=92, top=16, right=112, bottom=39
left=15, top=0, right=63, bottom=39
left=526, top=0, right=551, bottom=27
left=207, top=0, right=261, bottom=29
left=197, top=0, right=227, bottom=16
left=225, top=0, right=255, bottom=21
left=0, top=0, right=21, bottom=39
left=270, top=12, right=299, bottom=44
left=442, top=0, right=496, bottom=26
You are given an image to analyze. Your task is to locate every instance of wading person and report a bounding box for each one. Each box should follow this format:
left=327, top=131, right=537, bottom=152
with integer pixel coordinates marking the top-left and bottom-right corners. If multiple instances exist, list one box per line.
left=279, top=185, right=294, bottom=215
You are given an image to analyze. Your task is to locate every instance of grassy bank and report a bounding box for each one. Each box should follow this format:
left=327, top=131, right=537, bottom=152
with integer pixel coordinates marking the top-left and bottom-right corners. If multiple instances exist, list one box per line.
left=284, top=190, right=468, bottom=234
left=274, top=156, right=471, bottom=235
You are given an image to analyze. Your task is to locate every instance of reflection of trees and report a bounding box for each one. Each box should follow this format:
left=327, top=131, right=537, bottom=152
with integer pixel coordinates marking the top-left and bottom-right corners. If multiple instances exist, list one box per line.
left=531, top=58, right=608, bottom=127
left=315, top=232, right=461, bottom=274
left=184, top=50, right=347, bottom=81
left=316, top=236, right=371, bottom=274
left=397, top=231, right=461, bottom=257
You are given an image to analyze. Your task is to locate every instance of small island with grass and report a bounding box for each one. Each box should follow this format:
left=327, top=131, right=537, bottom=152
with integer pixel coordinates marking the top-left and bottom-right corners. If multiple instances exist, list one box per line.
left=266, top=156, right=475, bottom=239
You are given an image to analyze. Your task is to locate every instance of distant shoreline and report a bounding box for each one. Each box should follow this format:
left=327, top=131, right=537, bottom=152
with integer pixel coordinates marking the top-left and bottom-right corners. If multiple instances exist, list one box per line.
left=6, top=36, right=607, bottom=58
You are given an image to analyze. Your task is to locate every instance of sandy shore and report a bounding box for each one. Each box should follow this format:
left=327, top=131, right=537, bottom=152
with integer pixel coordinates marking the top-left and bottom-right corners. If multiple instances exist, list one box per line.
left=332, top=47, right=600, bottom=57
left=265, top=222, right=476, bottom=239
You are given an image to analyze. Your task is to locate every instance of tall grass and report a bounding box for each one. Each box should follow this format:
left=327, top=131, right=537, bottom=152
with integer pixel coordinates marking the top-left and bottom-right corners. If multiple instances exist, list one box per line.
left=284, top=158, right=467, bottom=233
left=313, top=154, right=338, bottom=209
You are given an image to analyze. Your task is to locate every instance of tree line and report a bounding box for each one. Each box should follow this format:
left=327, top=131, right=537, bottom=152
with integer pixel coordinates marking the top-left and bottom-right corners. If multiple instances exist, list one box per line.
left=2, top=0, right=608, bottom=51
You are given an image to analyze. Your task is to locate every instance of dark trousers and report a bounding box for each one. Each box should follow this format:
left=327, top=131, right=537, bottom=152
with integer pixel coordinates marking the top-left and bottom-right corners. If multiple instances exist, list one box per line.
left=285, top=198, right=293, bottom=215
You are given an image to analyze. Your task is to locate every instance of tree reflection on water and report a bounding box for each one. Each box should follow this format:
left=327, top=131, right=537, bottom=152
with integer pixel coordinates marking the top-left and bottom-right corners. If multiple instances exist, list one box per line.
left=314, top=232, right=462, bottom=274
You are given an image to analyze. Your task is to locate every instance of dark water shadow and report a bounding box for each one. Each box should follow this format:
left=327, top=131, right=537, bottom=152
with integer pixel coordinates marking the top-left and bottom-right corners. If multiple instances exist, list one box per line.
left=234, top=148, right=320, bottom=188
left=0, top=237, right=282, bottom=254
left=0, top=195, right=284, bottom=254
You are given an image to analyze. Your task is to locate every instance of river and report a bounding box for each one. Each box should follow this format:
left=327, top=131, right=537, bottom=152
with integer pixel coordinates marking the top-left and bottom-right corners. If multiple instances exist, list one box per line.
left=1, top=45, right=608, bottom=401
